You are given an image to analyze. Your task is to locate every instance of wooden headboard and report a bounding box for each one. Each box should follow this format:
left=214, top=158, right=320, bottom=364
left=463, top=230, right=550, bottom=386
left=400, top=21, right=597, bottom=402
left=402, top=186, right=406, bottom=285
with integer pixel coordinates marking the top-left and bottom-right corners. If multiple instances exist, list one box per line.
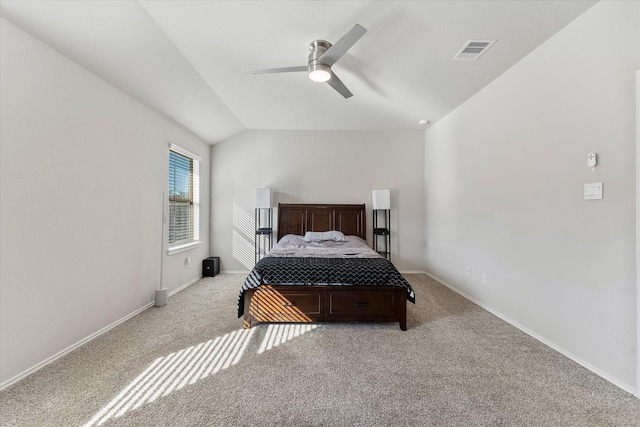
left=277, top=203, right=366, bottom=241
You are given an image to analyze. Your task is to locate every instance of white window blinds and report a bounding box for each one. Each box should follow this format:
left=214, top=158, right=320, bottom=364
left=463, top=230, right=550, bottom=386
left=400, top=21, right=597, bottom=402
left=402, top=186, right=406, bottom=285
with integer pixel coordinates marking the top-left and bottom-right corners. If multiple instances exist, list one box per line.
left=169, top=144, right=200, bottom=248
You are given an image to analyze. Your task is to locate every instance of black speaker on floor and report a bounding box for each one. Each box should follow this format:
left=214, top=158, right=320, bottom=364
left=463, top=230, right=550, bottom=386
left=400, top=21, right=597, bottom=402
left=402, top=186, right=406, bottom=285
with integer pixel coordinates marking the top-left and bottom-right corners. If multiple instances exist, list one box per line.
left=202, top=257, right=220, bottom=277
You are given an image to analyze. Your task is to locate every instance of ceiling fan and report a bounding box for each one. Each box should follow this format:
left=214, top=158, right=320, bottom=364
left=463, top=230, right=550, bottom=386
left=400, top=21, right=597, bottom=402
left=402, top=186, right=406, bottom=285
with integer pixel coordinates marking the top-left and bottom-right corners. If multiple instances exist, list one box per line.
left=253, top=24, right=367, bottom=99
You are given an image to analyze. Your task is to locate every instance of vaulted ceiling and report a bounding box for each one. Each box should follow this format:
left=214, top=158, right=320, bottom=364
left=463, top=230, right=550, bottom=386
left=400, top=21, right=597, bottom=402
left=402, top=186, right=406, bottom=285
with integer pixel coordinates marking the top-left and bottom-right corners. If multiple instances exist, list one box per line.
left=0, top=0, right=597, bottom=144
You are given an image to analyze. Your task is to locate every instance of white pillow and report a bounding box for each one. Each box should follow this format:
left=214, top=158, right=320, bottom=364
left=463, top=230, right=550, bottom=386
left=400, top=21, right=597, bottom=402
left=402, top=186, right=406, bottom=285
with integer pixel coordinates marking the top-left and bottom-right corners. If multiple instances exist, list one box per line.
left=304, top=230, right=349, bottom=242
left=277, top=234, right=307, bottom=246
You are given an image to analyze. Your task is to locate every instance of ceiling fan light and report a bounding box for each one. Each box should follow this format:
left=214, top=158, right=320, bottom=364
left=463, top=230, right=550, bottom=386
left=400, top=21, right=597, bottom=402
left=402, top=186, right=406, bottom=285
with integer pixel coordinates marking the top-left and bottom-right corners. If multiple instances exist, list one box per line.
left=308, top=63, right=331, bottom=82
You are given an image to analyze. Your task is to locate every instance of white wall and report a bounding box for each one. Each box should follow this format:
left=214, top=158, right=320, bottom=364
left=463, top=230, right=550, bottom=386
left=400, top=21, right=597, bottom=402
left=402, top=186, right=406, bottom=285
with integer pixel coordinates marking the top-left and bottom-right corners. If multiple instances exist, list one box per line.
left=0, top=18, right=210, bottom=386
left=210, top=130, right=425, bottom=272
left=424, top=1, right=639, bottom=392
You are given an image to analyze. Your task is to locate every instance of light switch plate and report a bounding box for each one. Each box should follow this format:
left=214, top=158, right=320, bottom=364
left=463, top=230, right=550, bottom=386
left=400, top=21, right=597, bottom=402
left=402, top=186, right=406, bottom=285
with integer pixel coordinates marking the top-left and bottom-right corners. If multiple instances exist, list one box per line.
left=584, top=182, right=603, bottom=200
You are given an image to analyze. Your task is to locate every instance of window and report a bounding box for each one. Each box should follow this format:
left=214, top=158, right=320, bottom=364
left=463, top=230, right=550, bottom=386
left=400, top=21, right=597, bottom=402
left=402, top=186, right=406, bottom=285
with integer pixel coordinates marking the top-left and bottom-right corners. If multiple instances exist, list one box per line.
left=168, top=143, right=200, bottom=254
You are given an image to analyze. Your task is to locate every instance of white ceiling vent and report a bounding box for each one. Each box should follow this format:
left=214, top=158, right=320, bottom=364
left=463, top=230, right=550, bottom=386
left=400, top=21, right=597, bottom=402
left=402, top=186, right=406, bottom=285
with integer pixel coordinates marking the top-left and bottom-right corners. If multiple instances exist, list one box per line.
left=452, top=40, right=496, bottom=60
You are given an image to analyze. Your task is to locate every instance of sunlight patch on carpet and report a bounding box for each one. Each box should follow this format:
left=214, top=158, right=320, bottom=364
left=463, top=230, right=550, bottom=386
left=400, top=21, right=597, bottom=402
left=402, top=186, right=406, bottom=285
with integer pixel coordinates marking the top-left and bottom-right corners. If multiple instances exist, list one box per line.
left=84, top=328, right=255, bottom=426
left=257, top=323, right=317, bottom=354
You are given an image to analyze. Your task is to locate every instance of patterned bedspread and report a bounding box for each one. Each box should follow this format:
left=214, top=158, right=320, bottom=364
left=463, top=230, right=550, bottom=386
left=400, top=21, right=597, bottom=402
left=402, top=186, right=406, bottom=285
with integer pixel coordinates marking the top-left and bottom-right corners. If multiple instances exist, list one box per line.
left=237, top=255, right=416, bottom=318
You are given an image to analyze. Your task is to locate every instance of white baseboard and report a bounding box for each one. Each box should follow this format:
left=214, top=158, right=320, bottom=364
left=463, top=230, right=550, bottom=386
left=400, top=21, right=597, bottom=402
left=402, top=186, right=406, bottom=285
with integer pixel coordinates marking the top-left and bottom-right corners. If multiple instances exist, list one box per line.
left=400, top=270, right=426, bottom=274
left=424, top=271, right=637, bottom=397
left=0, top=277, right=200, bottom=391
left=168, top=277, right=200, bottom=297
left=0, top=301, right=152, bottom=391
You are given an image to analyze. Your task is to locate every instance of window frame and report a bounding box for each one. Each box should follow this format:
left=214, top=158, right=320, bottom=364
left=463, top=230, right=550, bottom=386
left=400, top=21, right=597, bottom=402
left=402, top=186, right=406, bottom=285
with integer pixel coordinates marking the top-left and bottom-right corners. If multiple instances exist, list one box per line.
left=167, top=143, right=202, bottom=255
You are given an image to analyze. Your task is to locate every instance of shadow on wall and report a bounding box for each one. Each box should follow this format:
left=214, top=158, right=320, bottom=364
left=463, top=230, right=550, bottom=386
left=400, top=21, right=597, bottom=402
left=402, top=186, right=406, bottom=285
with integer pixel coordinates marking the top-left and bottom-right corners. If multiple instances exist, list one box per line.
left=232, top=202, right=255, bottom=269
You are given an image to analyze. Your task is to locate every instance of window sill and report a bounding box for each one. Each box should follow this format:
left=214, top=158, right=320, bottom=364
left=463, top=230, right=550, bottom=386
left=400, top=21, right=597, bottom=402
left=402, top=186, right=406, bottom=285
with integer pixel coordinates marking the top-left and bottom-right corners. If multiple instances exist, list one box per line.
left=168, top=241, right=202, bottom=256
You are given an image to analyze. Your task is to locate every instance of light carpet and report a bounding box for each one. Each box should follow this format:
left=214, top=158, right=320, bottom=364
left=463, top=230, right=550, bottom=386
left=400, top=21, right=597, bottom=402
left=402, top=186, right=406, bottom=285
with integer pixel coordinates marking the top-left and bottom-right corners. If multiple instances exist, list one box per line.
left=1, top=274, right=639, bottom=426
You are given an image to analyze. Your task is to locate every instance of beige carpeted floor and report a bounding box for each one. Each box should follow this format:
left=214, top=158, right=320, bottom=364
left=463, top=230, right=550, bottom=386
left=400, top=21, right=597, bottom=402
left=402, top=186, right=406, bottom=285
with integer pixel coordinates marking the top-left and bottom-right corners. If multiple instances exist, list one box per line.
left=1, top=273, right=639, bottom=426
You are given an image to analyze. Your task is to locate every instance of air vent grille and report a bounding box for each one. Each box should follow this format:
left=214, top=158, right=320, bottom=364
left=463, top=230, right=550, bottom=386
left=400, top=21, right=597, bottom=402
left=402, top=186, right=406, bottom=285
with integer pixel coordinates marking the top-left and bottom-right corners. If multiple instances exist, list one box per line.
left=453, top=40, right=496, bottom=60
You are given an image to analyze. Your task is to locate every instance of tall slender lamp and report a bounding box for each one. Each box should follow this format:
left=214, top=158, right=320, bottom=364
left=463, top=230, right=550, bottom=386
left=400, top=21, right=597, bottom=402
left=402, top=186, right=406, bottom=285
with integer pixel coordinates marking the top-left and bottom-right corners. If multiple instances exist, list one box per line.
left=255, top=188, right=273, bottom=263
left=155, top=192, right=168, bottom=306
left=372, top=189, right=391, bottom=260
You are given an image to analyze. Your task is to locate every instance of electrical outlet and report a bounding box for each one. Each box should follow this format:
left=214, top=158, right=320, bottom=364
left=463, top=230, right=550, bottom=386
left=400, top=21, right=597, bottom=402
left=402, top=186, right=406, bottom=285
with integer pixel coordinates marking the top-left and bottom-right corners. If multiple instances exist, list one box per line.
left=465, top=267, right=471, bottom=277
left=184, top=257, right=190, bottom=266
left=482, top=273, right=488, bottom=285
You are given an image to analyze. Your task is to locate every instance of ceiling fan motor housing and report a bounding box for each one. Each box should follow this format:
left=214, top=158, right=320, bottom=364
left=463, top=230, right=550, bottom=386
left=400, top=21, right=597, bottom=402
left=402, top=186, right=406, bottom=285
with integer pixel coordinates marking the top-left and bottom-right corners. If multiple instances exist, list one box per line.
left=308, top=40, right=332, bottom=82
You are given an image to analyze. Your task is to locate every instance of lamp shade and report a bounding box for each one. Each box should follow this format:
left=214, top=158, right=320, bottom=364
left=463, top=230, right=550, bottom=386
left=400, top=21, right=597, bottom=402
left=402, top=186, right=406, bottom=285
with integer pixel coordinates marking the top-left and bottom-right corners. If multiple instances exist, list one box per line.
left=372, top=189, right=390, bottom=210
left=256, top=188, right=272, bottom=209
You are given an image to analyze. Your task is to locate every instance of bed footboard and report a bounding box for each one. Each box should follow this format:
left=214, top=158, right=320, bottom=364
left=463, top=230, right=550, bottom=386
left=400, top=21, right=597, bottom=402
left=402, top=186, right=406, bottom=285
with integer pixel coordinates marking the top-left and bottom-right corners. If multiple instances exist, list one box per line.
left=243, top=285, right=407, bottom=330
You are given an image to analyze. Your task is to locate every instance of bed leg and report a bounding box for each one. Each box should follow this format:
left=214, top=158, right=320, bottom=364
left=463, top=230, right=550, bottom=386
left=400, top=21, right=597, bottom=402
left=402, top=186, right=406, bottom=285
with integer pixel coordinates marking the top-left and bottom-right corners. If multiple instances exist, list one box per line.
left=243, top=289, right=254, bottom=329
left=399, top=291, right=407, bottom=331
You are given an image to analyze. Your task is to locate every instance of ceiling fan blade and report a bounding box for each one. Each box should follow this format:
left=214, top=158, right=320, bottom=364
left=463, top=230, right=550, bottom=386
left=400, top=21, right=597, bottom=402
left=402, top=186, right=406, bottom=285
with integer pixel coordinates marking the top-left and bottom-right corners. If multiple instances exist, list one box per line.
left=318, top=24, right=367, bottom=66
left=253, top=66, right=307, bottom=74
left=326, top=72, right=353, bottom=98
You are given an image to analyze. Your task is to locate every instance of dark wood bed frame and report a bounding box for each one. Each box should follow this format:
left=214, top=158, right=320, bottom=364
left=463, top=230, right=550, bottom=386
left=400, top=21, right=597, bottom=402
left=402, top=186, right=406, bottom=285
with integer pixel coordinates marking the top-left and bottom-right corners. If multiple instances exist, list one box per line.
left=243, top=203, right=407, bottom=330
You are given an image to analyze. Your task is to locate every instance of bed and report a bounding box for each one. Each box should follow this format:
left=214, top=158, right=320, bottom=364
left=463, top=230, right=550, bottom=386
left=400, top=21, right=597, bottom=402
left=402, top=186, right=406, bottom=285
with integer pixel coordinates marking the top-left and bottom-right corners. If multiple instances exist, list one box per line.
left=238, top=203, right=415, bottom=330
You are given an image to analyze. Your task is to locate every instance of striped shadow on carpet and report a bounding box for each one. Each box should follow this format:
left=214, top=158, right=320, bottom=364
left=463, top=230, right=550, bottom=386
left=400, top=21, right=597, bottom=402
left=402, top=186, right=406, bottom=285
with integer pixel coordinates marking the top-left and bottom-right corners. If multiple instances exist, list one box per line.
left=1, top=273, right=639, bottom=427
